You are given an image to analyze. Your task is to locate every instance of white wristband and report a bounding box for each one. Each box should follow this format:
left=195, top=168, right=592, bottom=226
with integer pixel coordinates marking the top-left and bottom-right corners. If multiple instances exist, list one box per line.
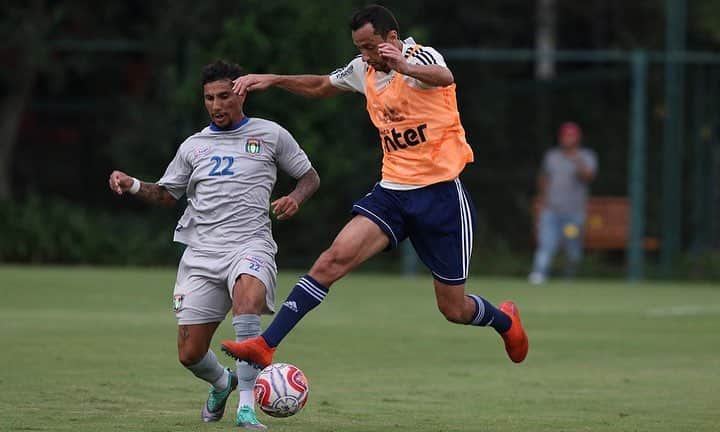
left=129, top=177, right=141, bottom=194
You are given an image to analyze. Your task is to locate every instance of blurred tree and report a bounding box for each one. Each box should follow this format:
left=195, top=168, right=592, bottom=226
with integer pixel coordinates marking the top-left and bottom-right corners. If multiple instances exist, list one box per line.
left=1, top=0, right=154, bottom=201
left=0, top=1, right=51, bottom=199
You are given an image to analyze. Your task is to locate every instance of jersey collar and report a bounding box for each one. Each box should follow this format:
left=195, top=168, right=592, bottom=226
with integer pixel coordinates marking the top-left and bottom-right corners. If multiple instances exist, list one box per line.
left=209, top=116, right=250, bottom=132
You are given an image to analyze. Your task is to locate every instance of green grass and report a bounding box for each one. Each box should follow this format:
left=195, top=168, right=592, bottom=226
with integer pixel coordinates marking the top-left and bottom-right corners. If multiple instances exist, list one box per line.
left=1, top=266, right=719, bottom=431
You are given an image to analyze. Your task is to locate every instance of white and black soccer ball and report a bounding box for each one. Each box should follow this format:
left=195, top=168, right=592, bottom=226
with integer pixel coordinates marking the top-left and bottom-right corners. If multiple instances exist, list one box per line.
left=254, top=363, right=309, bottom=417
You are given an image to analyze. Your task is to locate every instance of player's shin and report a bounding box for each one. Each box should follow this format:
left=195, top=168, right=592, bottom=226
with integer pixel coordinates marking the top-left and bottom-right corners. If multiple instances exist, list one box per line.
left=187, top=350, right=230, bottom=390
left=261, top=275, right=328, bottom=347
left=466, top=295, right=512, bottom=334
left=233, top=314, right=262, bottom=409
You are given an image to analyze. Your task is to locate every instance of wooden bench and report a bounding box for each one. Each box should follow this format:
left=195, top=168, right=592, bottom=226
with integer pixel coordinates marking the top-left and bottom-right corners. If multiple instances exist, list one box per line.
left=533, top=196, right=660, bottom=250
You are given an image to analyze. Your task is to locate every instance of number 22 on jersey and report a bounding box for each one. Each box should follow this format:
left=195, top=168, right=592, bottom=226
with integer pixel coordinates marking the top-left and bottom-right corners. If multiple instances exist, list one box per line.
left=208, top=156, right=235, bottom=176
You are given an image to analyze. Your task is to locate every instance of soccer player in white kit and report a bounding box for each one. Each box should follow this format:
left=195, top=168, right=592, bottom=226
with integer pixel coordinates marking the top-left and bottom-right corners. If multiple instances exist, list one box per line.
left=108, top=60, right=320, bottom=429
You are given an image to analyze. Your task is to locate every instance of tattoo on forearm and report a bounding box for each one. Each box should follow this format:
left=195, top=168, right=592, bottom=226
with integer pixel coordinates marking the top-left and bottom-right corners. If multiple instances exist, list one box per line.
left=179, top=325, right=190, bottom=342
left=289, top=168, right=320, bottom=205
left=135, top=182, right=176, bottom=206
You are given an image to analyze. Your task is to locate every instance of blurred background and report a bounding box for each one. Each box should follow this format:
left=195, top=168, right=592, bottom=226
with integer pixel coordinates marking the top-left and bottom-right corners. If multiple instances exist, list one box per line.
left=2, top=0, right=719, bottom=280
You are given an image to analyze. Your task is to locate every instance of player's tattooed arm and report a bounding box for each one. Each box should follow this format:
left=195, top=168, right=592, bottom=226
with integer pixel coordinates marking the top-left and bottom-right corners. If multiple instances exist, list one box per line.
left=289, top=167, right=320, bottom=205
left=271, top=167, right=320, bottom=220
left=135, top=182, right=177, bottom=207
left=108, top=170, right=176, bottom=206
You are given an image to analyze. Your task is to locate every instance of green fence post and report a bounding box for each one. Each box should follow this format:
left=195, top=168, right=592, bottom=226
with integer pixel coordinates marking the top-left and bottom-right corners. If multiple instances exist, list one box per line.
left=711, top=71, right=720, bottom=249
left=628, top=51, right=648, bottom=281
left=691, top=67, right=710, bottom=253
left=660, top=0, right=687, bottom=273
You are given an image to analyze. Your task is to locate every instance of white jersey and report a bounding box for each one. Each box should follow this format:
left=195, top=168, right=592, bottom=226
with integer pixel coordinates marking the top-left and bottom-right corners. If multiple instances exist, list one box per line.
left=328, top=36, right=448, bottom=95
left=157, top=117, right=312, bottom=252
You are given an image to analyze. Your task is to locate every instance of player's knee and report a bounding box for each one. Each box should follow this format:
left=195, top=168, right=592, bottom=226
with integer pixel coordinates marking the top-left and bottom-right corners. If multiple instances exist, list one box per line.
left=178, top=346, right=204, bottom=367
left=232, top=275, right=268, bottom=315
left=232, top=292, right=265, bottom=315
left=312, top=248, right=351, bottom=281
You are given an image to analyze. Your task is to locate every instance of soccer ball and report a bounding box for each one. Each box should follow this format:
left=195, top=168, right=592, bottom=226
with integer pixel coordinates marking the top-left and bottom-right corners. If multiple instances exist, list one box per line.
left=254, top=363, right=309, bottom=417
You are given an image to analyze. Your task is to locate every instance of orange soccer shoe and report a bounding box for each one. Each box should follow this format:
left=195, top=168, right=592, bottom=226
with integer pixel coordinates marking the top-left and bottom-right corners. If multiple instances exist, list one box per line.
left=498, top=301, right=529, bottom=363
left=221, top=336, right=276, bottom=369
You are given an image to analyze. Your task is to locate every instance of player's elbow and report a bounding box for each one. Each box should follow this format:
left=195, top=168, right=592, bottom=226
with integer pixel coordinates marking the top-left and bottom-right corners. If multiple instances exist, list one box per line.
left=315, top=86, right=339, bottom=99
left=161, top=192, right=178, bottom=207
left=312, top=78, right=340, bottom=98
left=439, top=70, right=454, bottom=87
left=307, top=168, right=320, bottom=193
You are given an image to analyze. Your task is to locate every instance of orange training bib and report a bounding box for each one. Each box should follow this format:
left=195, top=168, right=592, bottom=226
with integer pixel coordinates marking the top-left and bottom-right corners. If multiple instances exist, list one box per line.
left=364, top=50, right=474, bottom=185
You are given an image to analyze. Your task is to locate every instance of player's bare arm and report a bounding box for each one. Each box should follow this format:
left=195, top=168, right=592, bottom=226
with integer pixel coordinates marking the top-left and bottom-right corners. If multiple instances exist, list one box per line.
left=271, top=167, right=320, bottom=220
left=378, top=42, right=454, bottom=87
left=233, top=74, right=341, bottom=99
left=108, top=170, right=176, bottom=206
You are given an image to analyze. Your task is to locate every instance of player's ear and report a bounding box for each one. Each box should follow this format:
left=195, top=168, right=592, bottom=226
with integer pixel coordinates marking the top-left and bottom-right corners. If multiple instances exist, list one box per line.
left=386, top=30, right=399, bottom=42
left=236, top=91, right=247, bottom=106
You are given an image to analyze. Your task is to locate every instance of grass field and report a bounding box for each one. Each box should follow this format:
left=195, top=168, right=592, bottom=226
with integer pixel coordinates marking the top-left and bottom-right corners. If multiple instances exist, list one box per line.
left=1, top=266, right=719, bottom=431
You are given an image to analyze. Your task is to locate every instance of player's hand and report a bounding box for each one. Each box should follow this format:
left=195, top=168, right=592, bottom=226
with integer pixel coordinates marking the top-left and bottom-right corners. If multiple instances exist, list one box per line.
left=108, top=170, right=133, bottom=195
left=378, top=42, right=410, bottom=74
left=232, top=74, right=276, bottom=96
left=271, top=196, right=300, bottom=220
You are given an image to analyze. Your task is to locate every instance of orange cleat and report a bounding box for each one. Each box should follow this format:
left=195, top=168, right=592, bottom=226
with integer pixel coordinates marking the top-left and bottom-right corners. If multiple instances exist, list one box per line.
left=221, top=336, right=276, bottom=369
left=498, top=301, right=529, bottom=363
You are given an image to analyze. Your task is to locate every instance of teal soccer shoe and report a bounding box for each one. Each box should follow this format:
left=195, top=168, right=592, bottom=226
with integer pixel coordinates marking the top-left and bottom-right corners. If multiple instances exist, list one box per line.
left=201, top=369, right=238, bottom=422
left=236, top=405, right=267, bottom=430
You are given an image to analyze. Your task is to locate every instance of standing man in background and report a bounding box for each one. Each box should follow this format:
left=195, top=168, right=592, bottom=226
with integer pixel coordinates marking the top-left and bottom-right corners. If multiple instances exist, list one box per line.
left=529, top=122, right=597, bottom=285
left=109, top=60, right=320, bottom=429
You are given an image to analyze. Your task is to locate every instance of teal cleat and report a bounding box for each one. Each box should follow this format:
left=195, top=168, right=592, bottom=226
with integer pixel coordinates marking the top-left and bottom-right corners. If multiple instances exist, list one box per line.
left=201, top=368, right=238, bottom=422
left=236, top=405, right=267, bottom=430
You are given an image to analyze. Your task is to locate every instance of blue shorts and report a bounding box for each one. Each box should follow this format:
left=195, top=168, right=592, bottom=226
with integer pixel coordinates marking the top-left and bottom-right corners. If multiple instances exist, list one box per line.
left=352, top=179, right=477, bottom=285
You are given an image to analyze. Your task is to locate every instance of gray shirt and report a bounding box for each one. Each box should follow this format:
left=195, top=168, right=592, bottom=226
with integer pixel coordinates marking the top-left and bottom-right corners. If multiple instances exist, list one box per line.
left=542, top=147, right=597, bottom=215
left=157, top=117, right=312, bottom=252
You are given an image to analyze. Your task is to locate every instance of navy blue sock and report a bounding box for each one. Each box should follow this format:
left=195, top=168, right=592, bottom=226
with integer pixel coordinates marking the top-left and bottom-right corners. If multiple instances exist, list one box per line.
left=262, top=275, right=328, bottom=347
left=466, top=295, right=512, bottom=334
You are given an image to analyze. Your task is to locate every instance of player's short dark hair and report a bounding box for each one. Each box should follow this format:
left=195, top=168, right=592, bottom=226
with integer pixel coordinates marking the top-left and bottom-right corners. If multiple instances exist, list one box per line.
left=201, top=60, right=246, bottom=86
left=349, top=4, right=399, bottom=37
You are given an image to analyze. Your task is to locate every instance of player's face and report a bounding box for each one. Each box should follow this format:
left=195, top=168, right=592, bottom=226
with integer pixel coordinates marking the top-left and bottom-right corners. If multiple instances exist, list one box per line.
left=352, top=23, right=397, bottom=73
left=203, top=79, right=246, bottom=129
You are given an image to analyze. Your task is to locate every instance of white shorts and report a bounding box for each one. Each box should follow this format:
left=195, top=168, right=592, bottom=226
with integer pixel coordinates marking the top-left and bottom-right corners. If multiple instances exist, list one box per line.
left=172, top=241, right=277, bottom=325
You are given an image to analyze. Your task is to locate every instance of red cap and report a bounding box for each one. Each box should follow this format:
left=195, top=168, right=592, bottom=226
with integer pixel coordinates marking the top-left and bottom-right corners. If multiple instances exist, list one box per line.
left=558, top=122, right=582, bottom=138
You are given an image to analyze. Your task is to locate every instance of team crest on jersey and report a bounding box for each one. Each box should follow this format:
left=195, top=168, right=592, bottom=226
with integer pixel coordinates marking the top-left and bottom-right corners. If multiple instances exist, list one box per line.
left=372, top=102, right=405, bottom=123
left=245, top=139, right=262, bottom=154
left=173, top=294, right=184, bottom=312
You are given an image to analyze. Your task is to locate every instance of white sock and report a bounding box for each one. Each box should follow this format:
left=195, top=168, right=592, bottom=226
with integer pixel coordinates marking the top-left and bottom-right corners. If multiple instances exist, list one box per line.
left=238, top=389, right=255, bottom=409
left=212, top=368, right=230, bottom=391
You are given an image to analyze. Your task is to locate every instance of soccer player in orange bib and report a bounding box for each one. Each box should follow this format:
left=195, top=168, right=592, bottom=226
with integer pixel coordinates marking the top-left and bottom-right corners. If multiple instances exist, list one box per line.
left=222, top=4, right=528, bottom=368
